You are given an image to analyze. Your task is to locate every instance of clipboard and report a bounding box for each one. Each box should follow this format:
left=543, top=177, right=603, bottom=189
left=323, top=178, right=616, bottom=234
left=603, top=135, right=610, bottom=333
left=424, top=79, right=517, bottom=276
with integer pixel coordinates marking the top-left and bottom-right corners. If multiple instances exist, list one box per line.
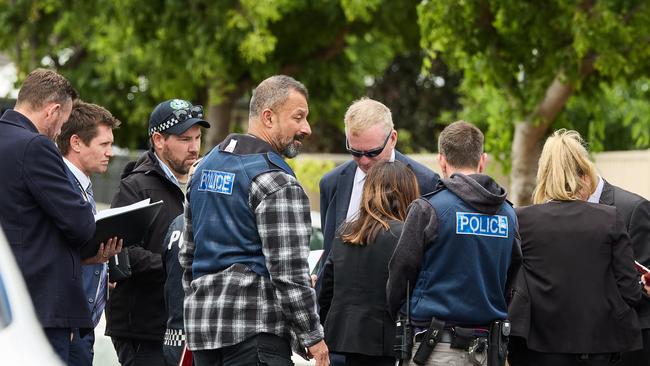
left=80, top=199, right=163, bottom=259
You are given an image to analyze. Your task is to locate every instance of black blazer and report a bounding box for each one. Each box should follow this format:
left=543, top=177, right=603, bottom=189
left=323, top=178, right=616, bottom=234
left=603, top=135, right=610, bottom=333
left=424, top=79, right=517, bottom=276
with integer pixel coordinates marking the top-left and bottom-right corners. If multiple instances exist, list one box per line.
left=318, top=220, right=403, bottom=356
left=510, top=200, right=643, bottom=353
left=600, top=180, right=650, bottom=328
left=0, top=110, right=96, bottom=329
left=318, top=152, right=438, bottom=261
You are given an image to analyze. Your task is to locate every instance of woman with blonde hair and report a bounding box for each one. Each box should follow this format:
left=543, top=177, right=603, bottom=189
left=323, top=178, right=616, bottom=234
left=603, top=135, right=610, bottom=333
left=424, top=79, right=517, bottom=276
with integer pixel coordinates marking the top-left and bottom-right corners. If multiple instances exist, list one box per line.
left=508, top=129, right=645, bottom=365
left=318, top=160, right=420, bottom=366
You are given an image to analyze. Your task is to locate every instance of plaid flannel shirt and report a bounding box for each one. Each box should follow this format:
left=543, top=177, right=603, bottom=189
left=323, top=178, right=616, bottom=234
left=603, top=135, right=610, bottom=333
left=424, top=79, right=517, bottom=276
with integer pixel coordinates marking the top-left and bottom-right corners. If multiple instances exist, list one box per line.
left=179, top=170, right=323, bottom=356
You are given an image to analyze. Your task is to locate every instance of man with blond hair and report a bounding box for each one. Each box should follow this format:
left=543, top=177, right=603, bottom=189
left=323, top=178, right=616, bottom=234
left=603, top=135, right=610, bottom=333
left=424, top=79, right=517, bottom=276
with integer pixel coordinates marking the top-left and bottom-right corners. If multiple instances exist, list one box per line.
left=319, top=97, right=439, bottom=265
left=317, top=98, right=439, bottom=365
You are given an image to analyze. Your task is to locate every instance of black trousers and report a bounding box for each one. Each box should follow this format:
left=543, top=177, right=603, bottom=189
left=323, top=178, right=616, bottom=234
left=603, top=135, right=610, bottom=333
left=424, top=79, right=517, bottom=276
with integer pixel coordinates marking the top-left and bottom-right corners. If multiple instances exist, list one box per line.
left=163, top=343, right=184, bottom=366
left=619, top=328, right=650, bottom=366
left=192, top=333, right=293, bottom=366
left=344, top=353, right=395, bottom=366
left=508, top=336, right=620, bottom=366
left=112, top=337, right=165, bottom=366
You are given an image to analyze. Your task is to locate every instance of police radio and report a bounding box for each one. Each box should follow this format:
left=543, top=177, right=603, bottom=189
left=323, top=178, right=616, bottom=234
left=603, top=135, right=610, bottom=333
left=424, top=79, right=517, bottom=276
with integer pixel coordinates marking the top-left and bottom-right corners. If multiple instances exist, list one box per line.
left=394, top=281, right=413, bottom=361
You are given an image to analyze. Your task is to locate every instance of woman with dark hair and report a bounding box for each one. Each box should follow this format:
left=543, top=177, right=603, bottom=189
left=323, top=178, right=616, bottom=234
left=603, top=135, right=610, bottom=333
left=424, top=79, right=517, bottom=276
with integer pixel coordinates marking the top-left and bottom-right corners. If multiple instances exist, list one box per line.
left=508, top=129, right=645, bottom=366
left=318, top=160, right=420, bottom=366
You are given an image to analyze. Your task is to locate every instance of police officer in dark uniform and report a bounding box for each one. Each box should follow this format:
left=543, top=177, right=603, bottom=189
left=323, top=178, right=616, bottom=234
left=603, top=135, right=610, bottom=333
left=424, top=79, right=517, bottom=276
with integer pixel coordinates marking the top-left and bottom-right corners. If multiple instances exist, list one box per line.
left=387, top=120, right=521, bottom=366
left=162, top=214, right=185, bottom=366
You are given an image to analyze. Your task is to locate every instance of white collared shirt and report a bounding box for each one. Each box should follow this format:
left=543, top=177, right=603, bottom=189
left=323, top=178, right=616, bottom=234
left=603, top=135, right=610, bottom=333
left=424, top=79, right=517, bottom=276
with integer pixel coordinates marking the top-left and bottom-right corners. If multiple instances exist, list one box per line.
left=63, top=157, right=91, bottom=194
left=588, top=175, right=605, bottom=203
left=345, top=149, right=396, bottom=222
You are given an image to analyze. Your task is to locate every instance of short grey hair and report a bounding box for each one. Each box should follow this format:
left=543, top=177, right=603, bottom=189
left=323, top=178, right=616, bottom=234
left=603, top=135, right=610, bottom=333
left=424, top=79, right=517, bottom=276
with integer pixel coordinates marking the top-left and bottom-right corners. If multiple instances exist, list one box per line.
left=344, top=97, right=393, bottom=137
left=249, top=75, right=308, bottom=121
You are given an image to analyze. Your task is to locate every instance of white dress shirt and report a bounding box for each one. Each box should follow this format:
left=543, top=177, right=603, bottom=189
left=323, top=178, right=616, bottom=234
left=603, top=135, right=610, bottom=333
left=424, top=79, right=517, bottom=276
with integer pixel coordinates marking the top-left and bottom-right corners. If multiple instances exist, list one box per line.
left=588, top=175, right=605, bottom=203
left=345, top=149, right=396, bottom=221
left=63, top=157, right=91, bottom=197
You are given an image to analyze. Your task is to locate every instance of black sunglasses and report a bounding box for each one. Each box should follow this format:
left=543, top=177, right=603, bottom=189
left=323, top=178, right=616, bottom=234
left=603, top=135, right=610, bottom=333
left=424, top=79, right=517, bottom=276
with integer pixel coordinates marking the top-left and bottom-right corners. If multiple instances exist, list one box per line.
left=346, top=132, right=391, bottom=158
left=169, top=105, right=204, bottom=122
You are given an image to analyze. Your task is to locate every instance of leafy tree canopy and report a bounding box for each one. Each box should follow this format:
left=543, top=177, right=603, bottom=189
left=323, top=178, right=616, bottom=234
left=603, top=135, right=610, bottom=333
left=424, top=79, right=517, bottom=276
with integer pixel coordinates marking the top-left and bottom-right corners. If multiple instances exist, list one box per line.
left=418, top=0, right=650, bottom=203
left=0, top=0, right=427, bottom=151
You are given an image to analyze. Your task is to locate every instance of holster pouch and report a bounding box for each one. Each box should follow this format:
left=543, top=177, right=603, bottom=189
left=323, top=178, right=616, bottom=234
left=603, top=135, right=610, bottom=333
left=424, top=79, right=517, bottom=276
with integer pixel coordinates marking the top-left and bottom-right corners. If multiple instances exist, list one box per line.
left=487, top=320, right=510, bottom=366
left=450, top=326, right=474, bottom=350
left=394, top=318, right=413, bottom=361
left=413, top=318, right=445, bottom=365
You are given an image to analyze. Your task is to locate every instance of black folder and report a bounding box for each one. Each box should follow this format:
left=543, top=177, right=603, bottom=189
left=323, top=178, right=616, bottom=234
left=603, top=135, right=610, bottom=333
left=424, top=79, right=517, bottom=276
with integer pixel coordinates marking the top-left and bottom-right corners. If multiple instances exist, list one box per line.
left=80, top=200, right=164, bottom=259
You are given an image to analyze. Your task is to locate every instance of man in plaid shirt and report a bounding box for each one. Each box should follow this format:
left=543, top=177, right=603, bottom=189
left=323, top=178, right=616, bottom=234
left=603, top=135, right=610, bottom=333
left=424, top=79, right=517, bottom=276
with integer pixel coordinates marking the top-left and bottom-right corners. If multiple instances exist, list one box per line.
left=179, top=75, right=329, bottom=366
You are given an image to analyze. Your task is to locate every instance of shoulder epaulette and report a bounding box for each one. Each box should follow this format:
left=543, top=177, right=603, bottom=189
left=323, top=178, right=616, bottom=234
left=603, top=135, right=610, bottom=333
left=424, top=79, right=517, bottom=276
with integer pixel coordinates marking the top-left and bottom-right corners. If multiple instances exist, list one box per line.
left=421, top=186, right=446, bottom=199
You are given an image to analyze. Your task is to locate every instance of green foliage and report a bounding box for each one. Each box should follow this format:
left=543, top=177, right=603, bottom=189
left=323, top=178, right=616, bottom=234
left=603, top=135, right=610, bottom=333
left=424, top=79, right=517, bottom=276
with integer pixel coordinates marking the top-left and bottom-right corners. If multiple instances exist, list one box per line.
left=558, top=78, right=650, bottom=152
left=368, top=54, right=462, bottom=154
left=418, top=0, right=650, bottom=169
left=286, top=158, right=336, bottom=196
left=0, top=0, right=423, bottom=151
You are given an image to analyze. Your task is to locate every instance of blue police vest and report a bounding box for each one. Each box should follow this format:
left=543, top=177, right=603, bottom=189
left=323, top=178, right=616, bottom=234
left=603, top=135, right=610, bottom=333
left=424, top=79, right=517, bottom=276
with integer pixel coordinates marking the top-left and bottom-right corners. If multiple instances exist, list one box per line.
left=409, top=189, right=516, bottom=325
left=189, top=148, right=295, bottom=279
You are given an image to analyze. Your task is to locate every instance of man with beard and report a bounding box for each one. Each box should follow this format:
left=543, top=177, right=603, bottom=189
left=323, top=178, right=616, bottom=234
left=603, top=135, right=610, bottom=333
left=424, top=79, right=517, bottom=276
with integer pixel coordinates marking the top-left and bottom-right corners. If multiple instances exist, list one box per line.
left=107, top=99, right=210, bottom=366
left=179, top=75, right=329, bottom=366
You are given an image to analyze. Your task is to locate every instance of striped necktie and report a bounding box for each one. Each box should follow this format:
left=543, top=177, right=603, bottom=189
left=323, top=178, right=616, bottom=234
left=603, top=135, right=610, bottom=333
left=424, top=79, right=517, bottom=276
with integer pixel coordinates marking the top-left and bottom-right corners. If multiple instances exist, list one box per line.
left=86, top=183, right=97, bottom=214
left=86, top=182, right=106, bottom=326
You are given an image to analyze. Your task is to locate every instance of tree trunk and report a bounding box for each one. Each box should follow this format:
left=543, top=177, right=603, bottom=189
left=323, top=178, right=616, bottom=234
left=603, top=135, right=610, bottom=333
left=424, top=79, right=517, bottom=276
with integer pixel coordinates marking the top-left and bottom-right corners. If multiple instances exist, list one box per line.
left=509, top=74, right=577, bottom=206
left=205, top=99, right=234, bottom=149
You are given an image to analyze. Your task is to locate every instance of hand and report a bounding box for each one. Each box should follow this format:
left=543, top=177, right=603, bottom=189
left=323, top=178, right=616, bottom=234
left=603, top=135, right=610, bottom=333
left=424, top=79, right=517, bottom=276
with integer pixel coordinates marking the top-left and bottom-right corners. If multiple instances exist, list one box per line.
left=109, top=282, right=117, bottom=289
left=82, top=237, right=123, bottom=265
left=307, top=340, right=329, bottom=366
left=311, top=274, right=318, bottom=288
left=642, top=274, right=650, bottom=294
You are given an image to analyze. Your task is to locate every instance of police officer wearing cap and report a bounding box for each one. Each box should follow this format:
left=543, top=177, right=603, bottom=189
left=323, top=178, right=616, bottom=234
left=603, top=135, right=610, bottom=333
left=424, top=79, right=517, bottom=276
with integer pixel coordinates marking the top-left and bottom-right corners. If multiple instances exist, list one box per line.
left=106, top=99, right=210, bottom=366
left=387, top=121, right=521, bottom=366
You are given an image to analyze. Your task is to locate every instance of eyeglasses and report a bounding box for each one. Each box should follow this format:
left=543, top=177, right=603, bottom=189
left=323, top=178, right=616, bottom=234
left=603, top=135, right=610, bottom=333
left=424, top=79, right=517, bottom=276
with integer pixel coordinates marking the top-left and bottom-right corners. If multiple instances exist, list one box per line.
left=169, top=105, right=204, bottom=123
left=346, top=132, right=391, bottom=158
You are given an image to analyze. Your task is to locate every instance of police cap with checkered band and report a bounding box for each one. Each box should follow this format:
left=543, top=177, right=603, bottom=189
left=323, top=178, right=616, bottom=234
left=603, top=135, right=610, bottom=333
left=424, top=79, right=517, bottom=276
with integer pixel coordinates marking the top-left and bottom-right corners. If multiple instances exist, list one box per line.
left=148, top=99, right=210, bottom=136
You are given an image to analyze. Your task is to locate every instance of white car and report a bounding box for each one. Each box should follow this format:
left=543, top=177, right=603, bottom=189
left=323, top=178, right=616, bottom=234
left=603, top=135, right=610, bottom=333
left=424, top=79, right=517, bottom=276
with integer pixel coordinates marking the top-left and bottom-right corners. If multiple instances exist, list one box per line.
left=0, top=228, right=63, bottom=365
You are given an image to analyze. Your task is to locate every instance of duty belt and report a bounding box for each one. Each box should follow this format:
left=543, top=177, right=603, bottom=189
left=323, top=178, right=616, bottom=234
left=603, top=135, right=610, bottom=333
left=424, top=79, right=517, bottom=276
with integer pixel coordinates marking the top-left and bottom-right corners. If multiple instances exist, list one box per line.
left=412, top=322, right=488, bottom=366
left=414, top=327, right=488, bottom=344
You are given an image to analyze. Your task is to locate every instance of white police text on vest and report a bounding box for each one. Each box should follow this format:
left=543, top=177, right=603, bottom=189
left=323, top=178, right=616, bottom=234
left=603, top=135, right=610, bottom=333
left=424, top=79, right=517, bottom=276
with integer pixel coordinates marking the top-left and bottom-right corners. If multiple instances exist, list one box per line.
left=198, top=170, right=235, bottom=195
left=455, top=212, right=508, bottom=238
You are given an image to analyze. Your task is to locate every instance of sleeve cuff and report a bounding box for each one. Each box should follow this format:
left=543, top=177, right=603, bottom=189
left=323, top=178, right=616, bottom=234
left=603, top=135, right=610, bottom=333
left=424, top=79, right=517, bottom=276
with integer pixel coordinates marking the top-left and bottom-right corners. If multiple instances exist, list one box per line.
left=299, top=327, right=324, bottom=348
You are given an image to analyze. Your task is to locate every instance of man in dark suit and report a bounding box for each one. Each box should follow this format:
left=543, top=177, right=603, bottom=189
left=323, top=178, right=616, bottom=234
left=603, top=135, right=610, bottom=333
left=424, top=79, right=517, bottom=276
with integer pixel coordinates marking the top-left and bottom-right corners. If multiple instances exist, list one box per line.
left=318, top=98, right=438, bottom=365
left=590, top=177, right=650, bottom=364
left=0, top=68, right=96, bottom=363
left=319, top=97, right=439, bottom=263
left=57, top=100, right=123, bottom=366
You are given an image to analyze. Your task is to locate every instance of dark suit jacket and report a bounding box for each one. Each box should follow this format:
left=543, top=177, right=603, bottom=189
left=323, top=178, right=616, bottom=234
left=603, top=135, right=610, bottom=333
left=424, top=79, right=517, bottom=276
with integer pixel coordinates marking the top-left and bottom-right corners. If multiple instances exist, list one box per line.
left=510, top=200, right=643, bottom=353
left=64, top=166, right=104, bottom=318
left=601, top=180, right=650, bottom=329
left=0, top=110, right=96, bottom=329
left=318, top=151, right=439, bottom=260
left=318, top=220, right=403, bottom=356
